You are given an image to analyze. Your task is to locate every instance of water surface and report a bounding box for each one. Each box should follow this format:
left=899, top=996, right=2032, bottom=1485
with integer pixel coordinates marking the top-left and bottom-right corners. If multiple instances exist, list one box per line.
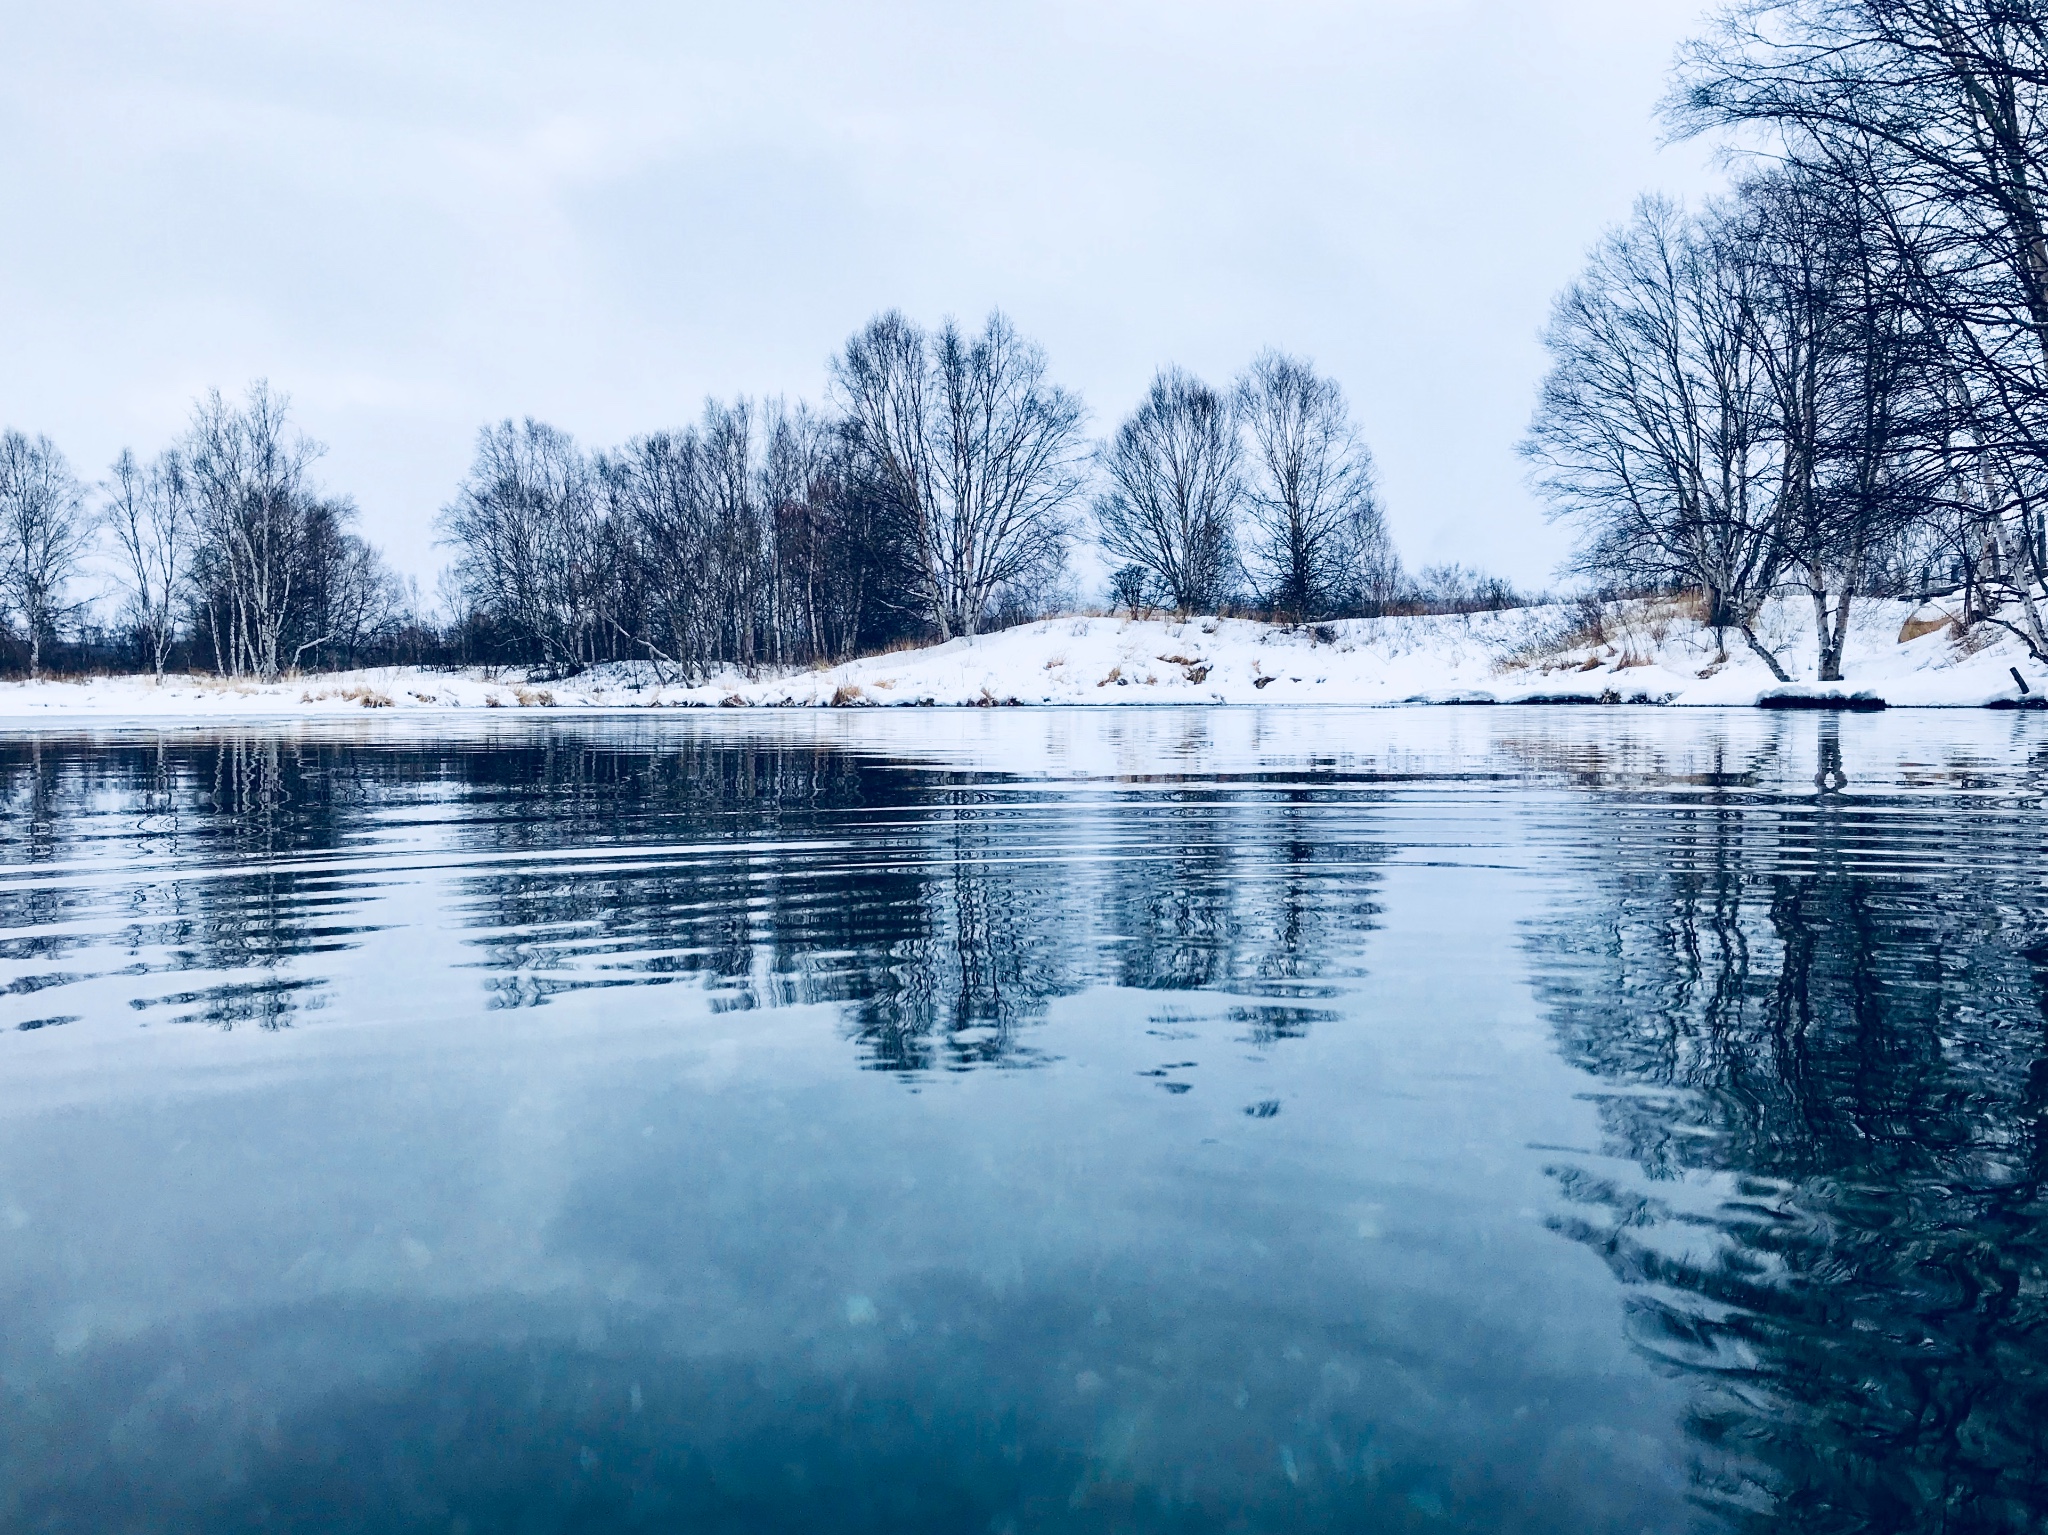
left=2, top=708, right=2045, bottom=1533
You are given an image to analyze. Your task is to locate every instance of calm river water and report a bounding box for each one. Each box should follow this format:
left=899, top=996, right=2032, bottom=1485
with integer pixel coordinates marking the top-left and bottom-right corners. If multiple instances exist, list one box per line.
left=1, top=708, right=2044, bottom=1533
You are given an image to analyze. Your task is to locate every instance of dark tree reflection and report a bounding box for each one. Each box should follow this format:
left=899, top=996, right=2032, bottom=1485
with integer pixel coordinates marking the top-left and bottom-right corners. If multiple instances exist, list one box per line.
left=0, top=726, right=1389, bottom=1066
left=1528, top=750, right=2048, bottom=1531
left=0, top=733, right=398, bottom=1029
left=445, top=736, right=1389, bottom=1073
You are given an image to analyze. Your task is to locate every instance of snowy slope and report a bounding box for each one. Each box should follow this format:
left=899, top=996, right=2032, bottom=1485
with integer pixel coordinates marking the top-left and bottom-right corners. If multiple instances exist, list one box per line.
left=0, top=596, right=2037, bottom=719
left=665, top=595, right=2042, bottom=709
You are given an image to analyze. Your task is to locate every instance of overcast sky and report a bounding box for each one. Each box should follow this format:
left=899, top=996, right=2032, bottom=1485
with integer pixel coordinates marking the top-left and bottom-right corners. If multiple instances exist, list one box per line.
left=2, top=1, right=1725, bottom=595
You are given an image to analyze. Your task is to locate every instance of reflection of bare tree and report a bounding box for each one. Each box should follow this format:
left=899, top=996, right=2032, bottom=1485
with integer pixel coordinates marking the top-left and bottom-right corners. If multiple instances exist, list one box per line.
left=189, top=739, right=320, bottom=1028
left=0, top=738, right=70, bottom=966
left=452, top=746, right=1088, bottom=1069
left=1528, top=772, right=2048, bottom=1530
left=450, top=740, right=1392, bottom=1073
left=0, top=735, right=379, bottom=1030
left=452, top=739, right=913, bottom=1012
left=1, top=726, right=1394, bottom=1060
left=1106, top=784, right=1383, bottom=999
left=1105, top=789, right=1243, bottom=992
left=1243, top=789, right=1383, bottom=988
left=844, top=789, right=1082, bottom=1073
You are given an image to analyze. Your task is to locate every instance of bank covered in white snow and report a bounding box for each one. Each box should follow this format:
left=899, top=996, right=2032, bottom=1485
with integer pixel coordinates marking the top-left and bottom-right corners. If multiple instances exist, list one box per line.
left=0, top=596, right=2042, bottom=719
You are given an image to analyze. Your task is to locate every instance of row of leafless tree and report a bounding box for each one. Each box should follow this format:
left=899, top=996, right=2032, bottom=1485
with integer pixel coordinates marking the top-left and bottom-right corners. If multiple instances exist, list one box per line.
left=1526, top=0, right=2048, bottom=678
left=1095, top=351, right=1405, bottom=620
left=441, top=312, right=1429, bottom=680
left=440, top=397, right=919, bottom=678
left=3, top=317, right=1440, bottom=681
left=441, top=312, right=1083, bottom=679
left=0, top=383, right=408, bottom=679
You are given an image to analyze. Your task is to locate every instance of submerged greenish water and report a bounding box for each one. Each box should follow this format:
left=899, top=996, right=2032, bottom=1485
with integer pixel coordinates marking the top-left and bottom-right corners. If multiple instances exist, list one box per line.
left=1, top=708, right=2044, bottom=1533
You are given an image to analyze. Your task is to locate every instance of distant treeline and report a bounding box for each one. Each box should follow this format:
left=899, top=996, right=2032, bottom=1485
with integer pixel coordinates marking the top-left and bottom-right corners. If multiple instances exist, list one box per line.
left=434, top=314, right=1527, bottom=681
left=0, top=386, right=421, bottom=682
left=0, top=315, right=1531, bottom=683
left=1526, top=0, right=2048, bottom=681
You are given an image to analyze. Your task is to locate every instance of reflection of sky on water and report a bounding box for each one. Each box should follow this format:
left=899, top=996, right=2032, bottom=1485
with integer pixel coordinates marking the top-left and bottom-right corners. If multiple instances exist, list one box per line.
left=0, top=708, right=2043, bottom=1531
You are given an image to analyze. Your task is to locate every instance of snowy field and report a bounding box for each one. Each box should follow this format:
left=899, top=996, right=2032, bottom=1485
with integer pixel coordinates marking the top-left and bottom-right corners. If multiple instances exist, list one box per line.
left=0, top=596, right=2039, bottom=720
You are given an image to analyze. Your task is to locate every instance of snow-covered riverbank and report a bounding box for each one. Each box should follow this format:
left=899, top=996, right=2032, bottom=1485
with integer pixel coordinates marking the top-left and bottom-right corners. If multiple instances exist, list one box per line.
left=0, top=596, right=2040, bottom=719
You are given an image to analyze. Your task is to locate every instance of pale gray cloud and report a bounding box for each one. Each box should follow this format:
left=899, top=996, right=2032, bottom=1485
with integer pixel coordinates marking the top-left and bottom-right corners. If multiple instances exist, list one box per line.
left=0, top=0, right=1723, bottom=590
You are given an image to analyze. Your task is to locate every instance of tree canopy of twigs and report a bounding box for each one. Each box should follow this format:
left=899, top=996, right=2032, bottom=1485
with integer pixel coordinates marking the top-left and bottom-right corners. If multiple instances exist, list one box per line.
left=834, top=310, right=1088, bottom=640
left=1094, top=367, right=1242, bottom=617
left=0, top=431, right=92, bottom=679
left=1235, top=351, right=1398, bottom=622
left=1661, top=0, right=2048, bottom=660
left=5, top=311, right=1428, bottom=680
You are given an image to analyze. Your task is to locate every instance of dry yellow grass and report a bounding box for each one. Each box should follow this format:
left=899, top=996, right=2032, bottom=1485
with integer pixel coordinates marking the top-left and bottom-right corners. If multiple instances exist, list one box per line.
left=299, top=683, right=391, bottom=707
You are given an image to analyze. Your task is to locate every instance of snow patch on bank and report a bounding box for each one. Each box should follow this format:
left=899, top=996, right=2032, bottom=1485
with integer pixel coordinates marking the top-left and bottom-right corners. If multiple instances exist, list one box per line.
left=0, top=596, right=2039, bottom=719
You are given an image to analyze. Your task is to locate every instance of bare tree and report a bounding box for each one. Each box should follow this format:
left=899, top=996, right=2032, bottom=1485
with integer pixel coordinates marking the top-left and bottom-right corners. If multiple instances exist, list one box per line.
left=834, top=310, right=1086, bottom=639
left=1923, top=387, right=2048, bottom=656
left=1109, top=563, right=1152, bottom=616
left=1094, top=367, right=1241, bottom=615
left=441, top=419, right=606, bottom=673
left=0, top=431, right=92, bottom=678
left=1735, top=168, right=1936, bottom=678
left=295, top=498, right=408, bottom=667
left=183, top=383, right=326, bottom=681
left=1234, top=352, right=1393, bottom=621
left=583, top=399, right=920, bottom=678
left=601, top=399, right=779, bottom=678
left=104, top=448, right=192, bottom=680
left=760, top=400, right=901, bottom=662
left=601, top=427, right=707, bottom=675
left=1414, top=563, right=1524, bottom=613
left=1673, top=0, right=2048, bottom=657
left=700, top=398, right=766, bottom=666
left=1525, top=197, right=1795, bottom=678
